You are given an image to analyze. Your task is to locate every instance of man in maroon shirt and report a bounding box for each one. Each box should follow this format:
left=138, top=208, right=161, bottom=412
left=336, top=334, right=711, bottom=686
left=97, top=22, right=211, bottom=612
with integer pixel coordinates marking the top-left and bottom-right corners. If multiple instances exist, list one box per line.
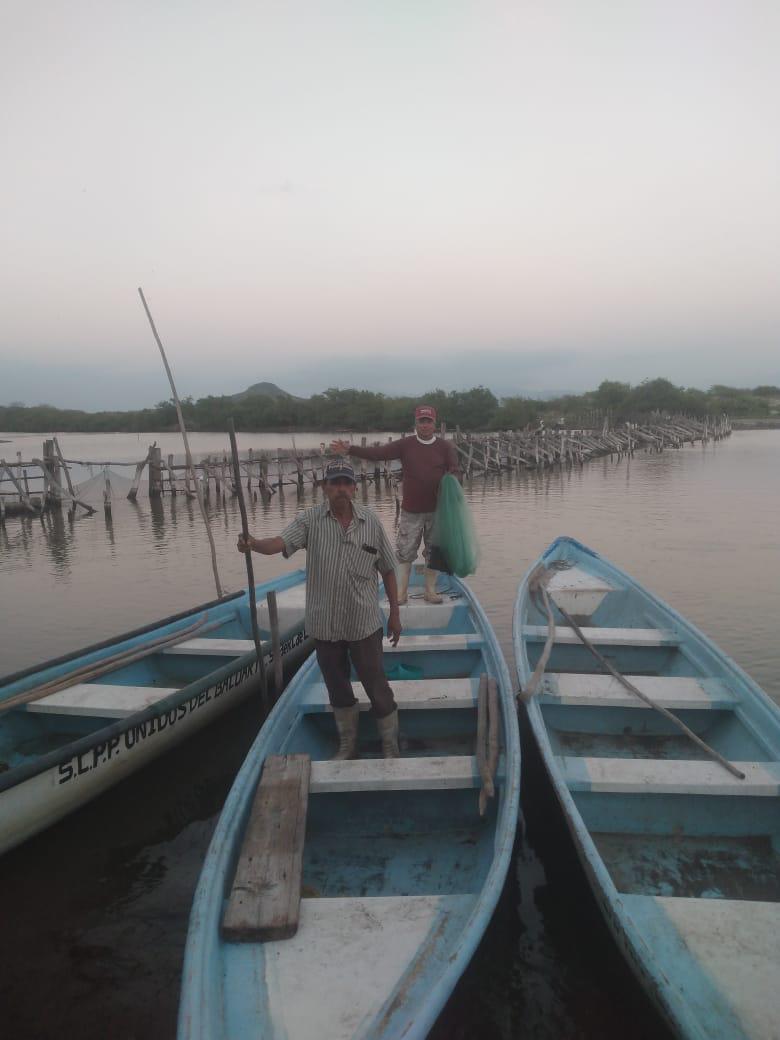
left=331, top=405, right=460, bottom=604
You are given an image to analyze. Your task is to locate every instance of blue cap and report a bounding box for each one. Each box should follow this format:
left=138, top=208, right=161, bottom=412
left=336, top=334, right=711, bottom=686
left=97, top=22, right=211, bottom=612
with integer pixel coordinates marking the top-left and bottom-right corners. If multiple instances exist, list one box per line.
left=324, top=459, right=356, bottom=482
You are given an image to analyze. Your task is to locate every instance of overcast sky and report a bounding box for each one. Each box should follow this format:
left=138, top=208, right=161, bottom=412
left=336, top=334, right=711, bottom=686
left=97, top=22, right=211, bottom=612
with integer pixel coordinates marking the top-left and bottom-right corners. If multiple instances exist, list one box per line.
left=2, top=1, right=778, bottom=410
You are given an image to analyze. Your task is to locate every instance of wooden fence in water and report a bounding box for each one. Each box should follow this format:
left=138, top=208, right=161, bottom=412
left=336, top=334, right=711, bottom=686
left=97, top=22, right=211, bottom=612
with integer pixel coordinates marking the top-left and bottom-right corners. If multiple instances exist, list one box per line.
left=0, top=416, right=731, bottom=520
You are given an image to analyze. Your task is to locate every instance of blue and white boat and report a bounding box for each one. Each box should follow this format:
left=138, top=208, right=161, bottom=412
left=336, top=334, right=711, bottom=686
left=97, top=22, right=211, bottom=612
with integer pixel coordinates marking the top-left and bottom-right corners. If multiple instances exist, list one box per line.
left=514, top=536, right=780, bottom=1040
left=0, top=570, right=309, bottom=855
left=178, top=568, right=521, bottom=1040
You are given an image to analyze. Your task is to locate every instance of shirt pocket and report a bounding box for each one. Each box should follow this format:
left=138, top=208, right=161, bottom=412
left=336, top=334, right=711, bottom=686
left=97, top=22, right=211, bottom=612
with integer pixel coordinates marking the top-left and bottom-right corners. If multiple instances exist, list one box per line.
left=348, top=544, right=378, bottom=581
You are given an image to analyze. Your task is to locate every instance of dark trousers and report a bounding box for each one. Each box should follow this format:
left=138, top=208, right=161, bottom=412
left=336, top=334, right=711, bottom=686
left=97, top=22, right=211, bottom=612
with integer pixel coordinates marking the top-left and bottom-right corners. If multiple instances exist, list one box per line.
left=314, top=628, right=397, bottom=719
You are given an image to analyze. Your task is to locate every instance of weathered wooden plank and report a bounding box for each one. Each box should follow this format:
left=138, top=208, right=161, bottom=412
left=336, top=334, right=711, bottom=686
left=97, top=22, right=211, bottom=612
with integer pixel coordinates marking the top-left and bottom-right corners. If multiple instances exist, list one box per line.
left=222, top=754, right=311, bottom=942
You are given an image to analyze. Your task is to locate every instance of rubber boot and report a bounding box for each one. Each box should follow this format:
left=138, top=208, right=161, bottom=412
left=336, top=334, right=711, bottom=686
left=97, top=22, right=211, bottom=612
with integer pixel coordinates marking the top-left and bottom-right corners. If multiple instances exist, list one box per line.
left=424, top=567, right=443, bottom=604
left=397, top=561, right=412, bottom=605
left=332, top=703, right=360, bottom=760
left=376, top=709, right=400, bottom=758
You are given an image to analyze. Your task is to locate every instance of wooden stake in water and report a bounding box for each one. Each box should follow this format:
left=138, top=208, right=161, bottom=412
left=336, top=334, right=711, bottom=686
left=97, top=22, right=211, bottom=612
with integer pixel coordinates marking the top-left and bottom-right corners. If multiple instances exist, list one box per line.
left=228, top=418, right=268, bottom=711
left=137, top=287, right=224, bottom=599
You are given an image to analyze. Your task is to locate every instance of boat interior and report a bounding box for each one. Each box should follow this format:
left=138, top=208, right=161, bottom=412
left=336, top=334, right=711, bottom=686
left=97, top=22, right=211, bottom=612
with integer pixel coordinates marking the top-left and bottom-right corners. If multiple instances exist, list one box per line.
left=222, top=572, right=511, bottom=925
left=521, top=557, right=780, bottom=905
left=0, top=581, right=307, bottom=773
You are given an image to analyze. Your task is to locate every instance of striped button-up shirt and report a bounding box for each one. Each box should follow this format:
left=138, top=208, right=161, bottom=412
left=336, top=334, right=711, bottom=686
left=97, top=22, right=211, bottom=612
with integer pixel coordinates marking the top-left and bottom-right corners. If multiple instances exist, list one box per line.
left=281, top=501, right=397, bottom=642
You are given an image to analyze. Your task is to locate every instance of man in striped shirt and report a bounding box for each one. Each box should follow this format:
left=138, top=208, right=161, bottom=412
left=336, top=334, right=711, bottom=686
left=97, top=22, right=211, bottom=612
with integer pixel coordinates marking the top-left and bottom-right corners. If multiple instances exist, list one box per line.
left=237, top=460, right=403, bottom=759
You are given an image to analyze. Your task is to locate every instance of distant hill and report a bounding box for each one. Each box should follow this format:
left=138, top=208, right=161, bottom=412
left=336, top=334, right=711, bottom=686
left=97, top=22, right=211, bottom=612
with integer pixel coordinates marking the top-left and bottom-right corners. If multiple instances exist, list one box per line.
left=231, top=381, right=304, bottom=402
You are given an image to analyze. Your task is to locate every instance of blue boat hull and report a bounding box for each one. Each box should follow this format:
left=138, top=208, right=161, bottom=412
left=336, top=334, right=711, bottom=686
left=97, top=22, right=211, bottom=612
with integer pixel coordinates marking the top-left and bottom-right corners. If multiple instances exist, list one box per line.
left=514, top=537, right=780, bottom=1040
left=0, top=569, right=310, bottom=854
left=178, top=570, right=521, bottom=1040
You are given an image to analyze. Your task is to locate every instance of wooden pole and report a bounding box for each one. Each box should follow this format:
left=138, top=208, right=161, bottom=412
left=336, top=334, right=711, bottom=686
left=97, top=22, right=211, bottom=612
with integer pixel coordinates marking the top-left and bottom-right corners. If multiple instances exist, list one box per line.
left=138, top=287, right=224, bottom=598
left=52, top=436, right=79, bottom=512
left=168, top=453, right=177, bottom=495
left=149, top=445, right=163, bottom=497
left=42, top=440, right=59, bottom=506
left=266, top=589, right=284, bottom=699
left=127, top=449, right=149, bottom=501
left=228, top=418, right=268, bottom=710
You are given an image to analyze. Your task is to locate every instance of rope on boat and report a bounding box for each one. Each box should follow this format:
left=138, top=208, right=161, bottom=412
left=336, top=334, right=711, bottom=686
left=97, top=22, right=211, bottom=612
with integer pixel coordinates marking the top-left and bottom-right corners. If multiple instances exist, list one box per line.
left=476, top=673, right=500, bottom=815
left=0, top=613, right=221, bottom=714
left=517, top=564, right=557, bottom=703
left=521, top=565, right=746, bottom=781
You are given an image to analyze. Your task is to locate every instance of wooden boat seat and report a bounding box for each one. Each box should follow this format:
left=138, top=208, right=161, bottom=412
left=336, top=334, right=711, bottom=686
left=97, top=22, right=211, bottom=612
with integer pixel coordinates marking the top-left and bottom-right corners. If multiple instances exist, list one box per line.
left=25, top=682, right=179, bottom=717
left=310, top=754, right=486, bottom=792
left=561, top=756, right=780, bottom=796
left=165, top=633, right=483, bottom=657
left=222, top=754, right=311, bottom=942
left=540, top=674, right=737, bottom=710
left=546, top=565, right=614, bottom=616
left=302, top=678, right=480, bottom=712
left=383, top=634, right=483, bottom=652
left=255, top=585, right=307, bottom=633
left=380, top=599, right=457, bottom=628
left=546, top=566, right=614, bottom=594
left=523, top=625, right=677, bottom=646
left=163, top=638, right=255, bottom=656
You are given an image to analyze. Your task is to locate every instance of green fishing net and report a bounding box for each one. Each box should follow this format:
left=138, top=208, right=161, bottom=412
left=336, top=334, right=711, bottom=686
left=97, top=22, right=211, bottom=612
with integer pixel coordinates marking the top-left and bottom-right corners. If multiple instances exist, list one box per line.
left=429, top=474, right=480, bottom=577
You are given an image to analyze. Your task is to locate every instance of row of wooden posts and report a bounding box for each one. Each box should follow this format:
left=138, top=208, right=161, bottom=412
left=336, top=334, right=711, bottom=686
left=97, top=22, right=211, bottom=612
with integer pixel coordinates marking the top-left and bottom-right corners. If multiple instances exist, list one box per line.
left=0, top=416, right=731, bottom=520
left=452, top=415, right=731, bottom=476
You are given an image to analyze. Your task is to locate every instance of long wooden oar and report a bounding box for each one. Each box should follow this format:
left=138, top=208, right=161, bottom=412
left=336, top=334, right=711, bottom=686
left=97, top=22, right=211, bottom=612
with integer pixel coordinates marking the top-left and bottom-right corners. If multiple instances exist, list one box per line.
left=228, top=419, right=268, bottom=712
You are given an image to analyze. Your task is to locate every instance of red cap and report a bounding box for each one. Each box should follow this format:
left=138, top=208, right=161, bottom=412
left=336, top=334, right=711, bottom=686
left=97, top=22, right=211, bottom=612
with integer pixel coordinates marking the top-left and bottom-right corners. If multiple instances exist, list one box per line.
left=415, top=405, right=437, bottom=421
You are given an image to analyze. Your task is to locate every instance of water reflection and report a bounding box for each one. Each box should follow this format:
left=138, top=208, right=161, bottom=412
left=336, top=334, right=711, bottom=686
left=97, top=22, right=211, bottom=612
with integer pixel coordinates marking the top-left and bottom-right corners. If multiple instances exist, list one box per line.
left=0, top=432, right=778, bottom=1040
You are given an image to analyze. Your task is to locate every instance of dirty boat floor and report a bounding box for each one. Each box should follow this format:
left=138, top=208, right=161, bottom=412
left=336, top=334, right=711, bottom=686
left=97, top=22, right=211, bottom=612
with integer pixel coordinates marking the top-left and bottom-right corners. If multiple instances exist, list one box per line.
left=592, top=832, right=780, bottom=901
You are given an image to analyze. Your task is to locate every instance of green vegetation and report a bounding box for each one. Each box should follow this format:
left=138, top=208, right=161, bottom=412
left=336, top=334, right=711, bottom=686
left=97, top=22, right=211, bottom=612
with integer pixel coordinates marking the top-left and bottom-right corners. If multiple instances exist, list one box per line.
left=2, top=379, right=778, bottom=433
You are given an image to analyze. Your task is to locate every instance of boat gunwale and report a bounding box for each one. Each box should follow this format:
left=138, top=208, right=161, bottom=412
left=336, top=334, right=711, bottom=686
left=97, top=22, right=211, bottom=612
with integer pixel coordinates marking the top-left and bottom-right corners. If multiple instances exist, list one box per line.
left=177, top=575, right=522, bottom=1040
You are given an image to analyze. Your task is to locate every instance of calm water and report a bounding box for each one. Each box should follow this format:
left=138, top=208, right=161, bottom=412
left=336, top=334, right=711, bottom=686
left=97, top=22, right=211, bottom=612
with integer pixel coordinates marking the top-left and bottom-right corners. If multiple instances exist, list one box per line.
left=1, top=429, right=778, bottom=1039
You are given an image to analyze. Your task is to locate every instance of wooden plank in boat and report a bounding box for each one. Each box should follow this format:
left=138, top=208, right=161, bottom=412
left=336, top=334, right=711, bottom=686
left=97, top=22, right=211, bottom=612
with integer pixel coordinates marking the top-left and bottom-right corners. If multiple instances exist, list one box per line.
left=26, top=683, right=179, bottom=717
left=541, top=674, right=737, bottom=710
left=222, top=754, right=311, bottom=942
left=383, top=634, right=483, bottom=652
left=164, top=638, right=255, bottom=656
left=561, top=756, right=780, bottom=796
left=380, top=600, right=457, bottom=627
left=255, top=585, right=307, bottom=632
left=523, top=625, right=676, bottom=646
left=302, top=678, right=480, bottom=712
left=310, top=755, right=480, bottom=792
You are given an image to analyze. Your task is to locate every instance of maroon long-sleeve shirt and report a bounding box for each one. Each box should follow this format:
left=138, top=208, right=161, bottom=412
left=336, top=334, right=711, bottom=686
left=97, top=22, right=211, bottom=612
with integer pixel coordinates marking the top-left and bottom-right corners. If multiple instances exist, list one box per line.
left=348, top=436, right=460, bottom=513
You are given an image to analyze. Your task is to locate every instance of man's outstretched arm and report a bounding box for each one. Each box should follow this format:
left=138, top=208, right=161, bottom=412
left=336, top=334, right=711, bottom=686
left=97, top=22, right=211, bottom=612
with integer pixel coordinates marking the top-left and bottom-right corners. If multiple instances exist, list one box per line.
left=330, top=438, right=403, bottom=462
